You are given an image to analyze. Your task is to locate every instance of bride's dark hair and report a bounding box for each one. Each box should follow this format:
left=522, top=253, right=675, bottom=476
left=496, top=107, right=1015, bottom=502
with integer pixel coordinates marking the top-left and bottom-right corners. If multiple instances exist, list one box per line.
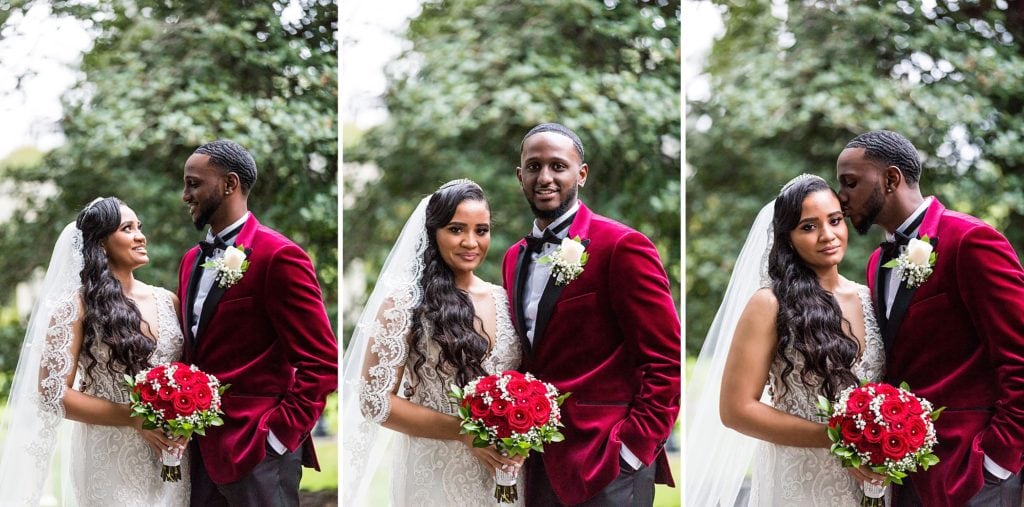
left=409, top=180, right=490, bottom=389
left=768, top=177, right=858, bottom=400
left=76, top=197, right=154, bottom=380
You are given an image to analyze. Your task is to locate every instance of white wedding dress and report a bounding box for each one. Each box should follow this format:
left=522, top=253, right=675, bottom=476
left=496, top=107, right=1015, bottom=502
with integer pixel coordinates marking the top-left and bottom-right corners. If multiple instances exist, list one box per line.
left=67, top=287, right=190, bottom=506
left=748, top=284, right=885, bottom=506
left=386, top=284, right=523, bottom=506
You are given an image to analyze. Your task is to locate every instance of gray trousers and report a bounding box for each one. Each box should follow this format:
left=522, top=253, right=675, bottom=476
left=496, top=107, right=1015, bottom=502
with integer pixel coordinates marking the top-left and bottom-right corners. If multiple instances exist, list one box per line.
left=189, top=440, right=303, bottom=507
left=525, top=455, right=657, bottom=506
left=893, top=470, right=1022, bottom=507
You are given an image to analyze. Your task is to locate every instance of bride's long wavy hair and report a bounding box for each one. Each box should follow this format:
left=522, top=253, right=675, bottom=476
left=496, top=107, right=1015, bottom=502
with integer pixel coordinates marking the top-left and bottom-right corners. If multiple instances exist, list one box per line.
left=768, top=177, right=859, bottom=400
left=76, top=197, right=154, bottom=380
left=409, top=181, right=491, bottom=389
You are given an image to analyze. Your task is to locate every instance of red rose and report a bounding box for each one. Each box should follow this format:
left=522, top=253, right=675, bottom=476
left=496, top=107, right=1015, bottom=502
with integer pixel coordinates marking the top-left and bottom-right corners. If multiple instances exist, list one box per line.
left=172, top=367, right=195, bottom=385
left=846, top=389, right=874, bottom=415
left=906, top=415, right=927, bottom=449
left=470, top=396, right=490, bottom=419
left=882, top=431, right=910, bottom=460
left=475, top=376, right=497, bottom=394
left=528, top=395, right=552, bottom=424
left=839, top=417, right=864, bottom=445
left=506, top=406, right=534, bottom=433
left=146, top=365, right=167, bottom=382
left=861, top=439, right=885, bottom=465
left=485, top=414, right=511, bottom=438
left=158, top=385, right=176, bottom=401
left=880, top=396, right=909, bottom=423
left=503, top=370, right=525, bottom=381
left=138, top=383, right=159, bottom=403
left=490, top=398, right=511, bottom=416
left=905, top=396, right=925, bottom=416
left=862, top=422, right=885, bottom=444
left=529, top=381, right=547, bottom=396
left=872, top=383, right=898, bottom=397
left=193, top=384, right=213, bottom=411
left=507, top=379, right=530, bottom=397
left=173, top=393, right=196, bottom=415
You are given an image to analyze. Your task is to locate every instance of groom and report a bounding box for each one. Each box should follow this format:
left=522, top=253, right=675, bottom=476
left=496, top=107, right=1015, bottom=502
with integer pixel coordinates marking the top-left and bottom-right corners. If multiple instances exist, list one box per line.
left=502, top=123, right=681, bottom=506
left=177, top=140, right=338, bottom=506
left=837, top=130, right=1024, bottom=506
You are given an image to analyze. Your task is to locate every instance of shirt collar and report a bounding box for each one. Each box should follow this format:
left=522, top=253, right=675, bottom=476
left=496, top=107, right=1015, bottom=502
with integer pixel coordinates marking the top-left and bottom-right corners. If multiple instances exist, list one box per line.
left=205, top=212, right=250, bottom=244
left=531, top=201, right=580, bottom=239
left=885, top=197, right=931, bottom=242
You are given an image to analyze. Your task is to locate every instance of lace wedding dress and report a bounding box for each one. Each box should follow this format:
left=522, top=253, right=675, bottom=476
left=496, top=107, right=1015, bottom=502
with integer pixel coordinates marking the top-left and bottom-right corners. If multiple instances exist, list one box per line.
left=360, top=283, right=523, bottom=507
left=69, top=287, right=190, bottom=506
left=749, top=284, right=885, bottom=506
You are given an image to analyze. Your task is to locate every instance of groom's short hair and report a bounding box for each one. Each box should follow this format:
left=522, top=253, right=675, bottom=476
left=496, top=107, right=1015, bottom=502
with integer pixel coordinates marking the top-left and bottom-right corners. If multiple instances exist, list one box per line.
left=194, top=140, right=258, bottom=192
left=845, top=130, right=922, bottom=185
left=520, top=123, right=585, bottom=162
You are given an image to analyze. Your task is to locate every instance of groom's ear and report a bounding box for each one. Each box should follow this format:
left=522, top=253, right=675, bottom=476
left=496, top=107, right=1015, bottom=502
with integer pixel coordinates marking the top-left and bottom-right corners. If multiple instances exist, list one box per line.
left=883, top=165, right=903, bottom=192
left=223, top=172, right=241, bottom=195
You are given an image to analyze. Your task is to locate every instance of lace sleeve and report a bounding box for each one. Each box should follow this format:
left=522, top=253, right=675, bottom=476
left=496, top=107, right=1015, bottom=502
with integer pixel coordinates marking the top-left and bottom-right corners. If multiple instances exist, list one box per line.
left=357, top=294, right=414, bottom=424
left=38, top=294, right=81, bottom=417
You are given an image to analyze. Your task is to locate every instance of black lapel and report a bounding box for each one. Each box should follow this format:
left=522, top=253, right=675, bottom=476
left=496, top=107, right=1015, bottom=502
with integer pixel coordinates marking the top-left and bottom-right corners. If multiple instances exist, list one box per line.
left=531, top=238, right=590, bottom=351
left=185, top=253, right=204, bottom=344
left=876, top=261, right=889, bottom=333
left=195, top=246, right=251, bottom=343
left=883, top=236, right=938, bottom=352
left=512, top=244, right=531, bottom=355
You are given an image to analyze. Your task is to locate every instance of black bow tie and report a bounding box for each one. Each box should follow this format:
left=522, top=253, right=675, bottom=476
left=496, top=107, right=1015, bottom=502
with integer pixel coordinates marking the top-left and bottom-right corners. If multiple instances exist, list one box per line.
left=199, top=236, right=229, bottom=258
left=880, top=211, right=927, bottom=263
left=525, top=229, right=562, bottom=254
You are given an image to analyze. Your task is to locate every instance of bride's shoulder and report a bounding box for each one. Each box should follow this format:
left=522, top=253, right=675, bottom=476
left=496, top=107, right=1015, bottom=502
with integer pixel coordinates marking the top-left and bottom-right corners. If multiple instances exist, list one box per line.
left=745, top=287, right=779, bottom=314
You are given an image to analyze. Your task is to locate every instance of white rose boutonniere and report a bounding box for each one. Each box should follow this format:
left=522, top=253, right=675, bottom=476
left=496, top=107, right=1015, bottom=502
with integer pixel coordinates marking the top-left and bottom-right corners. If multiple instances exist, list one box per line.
left=882, top=235, right=936, bottom=288
left=202, top=244, right=250, bottom=288
left=539, top=236, right=588, bottom=286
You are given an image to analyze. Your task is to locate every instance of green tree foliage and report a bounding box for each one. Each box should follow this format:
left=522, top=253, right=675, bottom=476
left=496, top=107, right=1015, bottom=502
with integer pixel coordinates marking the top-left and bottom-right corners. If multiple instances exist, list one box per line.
left=344, top=0, right=681, bottom=339
left=0, top=0, right=338, bottom=345
left=686, top=1, right=1024, bottom=355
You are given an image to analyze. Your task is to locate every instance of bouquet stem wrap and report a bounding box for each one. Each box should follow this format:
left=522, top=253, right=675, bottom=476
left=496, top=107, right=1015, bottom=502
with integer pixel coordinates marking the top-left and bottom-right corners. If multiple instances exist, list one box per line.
left=161, top=448, right=182, bottom=482
left=860, top=481, right=885, bottom=506
left=494, top=468, right=518, bottom=503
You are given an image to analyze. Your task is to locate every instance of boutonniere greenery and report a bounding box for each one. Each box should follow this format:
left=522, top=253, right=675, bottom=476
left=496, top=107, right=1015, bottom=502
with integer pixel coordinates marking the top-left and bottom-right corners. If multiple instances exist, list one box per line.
left=539, top=236, right=588, bottom=286
left=883, top=235, right=936, bottom=288
left=202, top=244, right=249, bottom=288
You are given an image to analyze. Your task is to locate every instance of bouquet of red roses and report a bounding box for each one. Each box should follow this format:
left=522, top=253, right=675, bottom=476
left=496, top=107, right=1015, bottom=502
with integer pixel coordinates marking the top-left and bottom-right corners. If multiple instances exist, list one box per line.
left=124, top=362, right=228, bottom=481
left=449, top=370, right=570, bottom=503
left=817, top=381, right=942, bottom=506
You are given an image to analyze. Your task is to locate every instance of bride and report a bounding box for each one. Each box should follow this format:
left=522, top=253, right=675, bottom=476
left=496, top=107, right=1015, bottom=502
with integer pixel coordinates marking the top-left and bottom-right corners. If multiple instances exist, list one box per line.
left=0, top=197, right=189, bottom=506
left=342, top=179, right=524, bottom=506
left=686, top=174, right=885, bottom=506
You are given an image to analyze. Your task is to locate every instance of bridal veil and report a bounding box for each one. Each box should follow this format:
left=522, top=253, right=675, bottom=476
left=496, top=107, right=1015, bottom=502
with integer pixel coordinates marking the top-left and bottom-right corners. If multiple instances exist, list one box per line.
left=685, top=200, right=775, bottom=506
left=0, top=221, right=83, bottom=505
left=341, top=195, right=429, bottom=505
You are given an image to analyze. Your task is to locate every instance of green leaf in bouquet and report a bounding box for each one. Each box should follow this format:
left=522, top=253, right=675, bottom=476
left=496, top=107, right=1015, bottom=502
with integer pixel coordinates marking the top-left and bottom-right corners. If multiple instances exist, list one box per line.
left=859, top=378, right=870, bottom=386
left=193, top=427, right=205, bottom=437
left=848, top=455, right=862, bottom=468
left=834, top=447, right=853, bottom=458
left=826, top=426, right=840, bottom=443
left=556, top=392, right=572, bottom=405
left=458, top=406, right=470, bottom=419
left=211, top=415, right=224, bottom=426
left=815, top=395, right=832, bottom=416
left=930, top=407, right=946, bottom=421
left=549, top=430, right=565, bottom=443
left=921, top=453, right=940, bottom=468
left=219, top=384, right=231, bottom=394
left=899, top=381, right=911, bottom=392
left=124, top=374, right=135, bottom=386
left=449, top=384, right=464, bottom=400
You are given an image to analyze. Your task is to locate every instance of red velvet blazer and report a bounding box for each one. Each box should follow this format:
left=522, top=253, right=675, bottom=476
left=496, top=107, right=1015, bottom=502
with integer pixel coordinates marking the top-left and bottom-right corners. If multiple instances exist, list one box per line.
left=866, top=198, right=1024, bottom=506
left=502, top=202, right=681, bottom=505
left=177, top=214, right=338, bottom=484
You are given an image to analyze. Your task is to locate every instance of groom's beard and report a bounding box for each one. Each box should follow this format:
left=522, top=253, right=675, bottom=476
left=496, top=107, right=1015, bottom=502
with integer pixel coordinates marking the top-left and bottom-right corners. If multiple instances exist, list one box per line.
left=853, top=185, right=885, bottom=235
left=192, top=196, right=223, bottom=231
left=529, top=184, right=578, bottom=221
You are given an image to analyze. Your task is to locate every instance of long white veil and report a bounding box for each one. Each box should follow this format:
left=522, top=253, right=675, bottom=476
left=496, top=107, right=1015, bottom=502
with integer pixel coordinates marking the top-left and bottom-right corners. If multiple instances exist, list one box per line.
left=685, top=200, right=775, bottom=506
left=341, top=195, right=429, bottom=505
left=0, top=221, right=83, bottom=505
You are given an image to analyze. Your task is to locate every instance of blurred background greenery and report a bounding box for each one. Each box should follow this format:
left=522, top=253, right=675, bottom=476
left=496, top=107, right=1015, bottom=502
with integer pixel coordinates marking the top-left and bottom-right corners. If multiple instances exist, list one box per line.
left=0, top=0, right=337, bottom=498
left=686, top=0, right=1024, bottom=357
left=343, top=0, right=680, bottom=504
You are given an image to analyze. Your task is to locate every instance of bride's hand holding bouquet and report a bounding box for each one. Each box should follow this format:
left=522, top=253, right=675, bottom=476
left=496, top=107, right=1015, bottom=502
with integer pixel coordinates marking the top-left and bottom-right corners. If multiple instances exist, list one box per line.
left=450, top=370, right=570, bottom=503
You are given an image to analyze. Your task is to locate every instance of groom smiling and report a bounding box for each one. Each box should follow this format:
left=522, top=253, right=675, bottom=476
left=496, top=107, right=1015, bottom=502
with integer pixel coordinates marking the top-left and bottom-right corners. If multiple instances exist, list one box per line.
left=502, top=123, right=681, bottom=505
left=178, top=140, right=338, bottom=506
